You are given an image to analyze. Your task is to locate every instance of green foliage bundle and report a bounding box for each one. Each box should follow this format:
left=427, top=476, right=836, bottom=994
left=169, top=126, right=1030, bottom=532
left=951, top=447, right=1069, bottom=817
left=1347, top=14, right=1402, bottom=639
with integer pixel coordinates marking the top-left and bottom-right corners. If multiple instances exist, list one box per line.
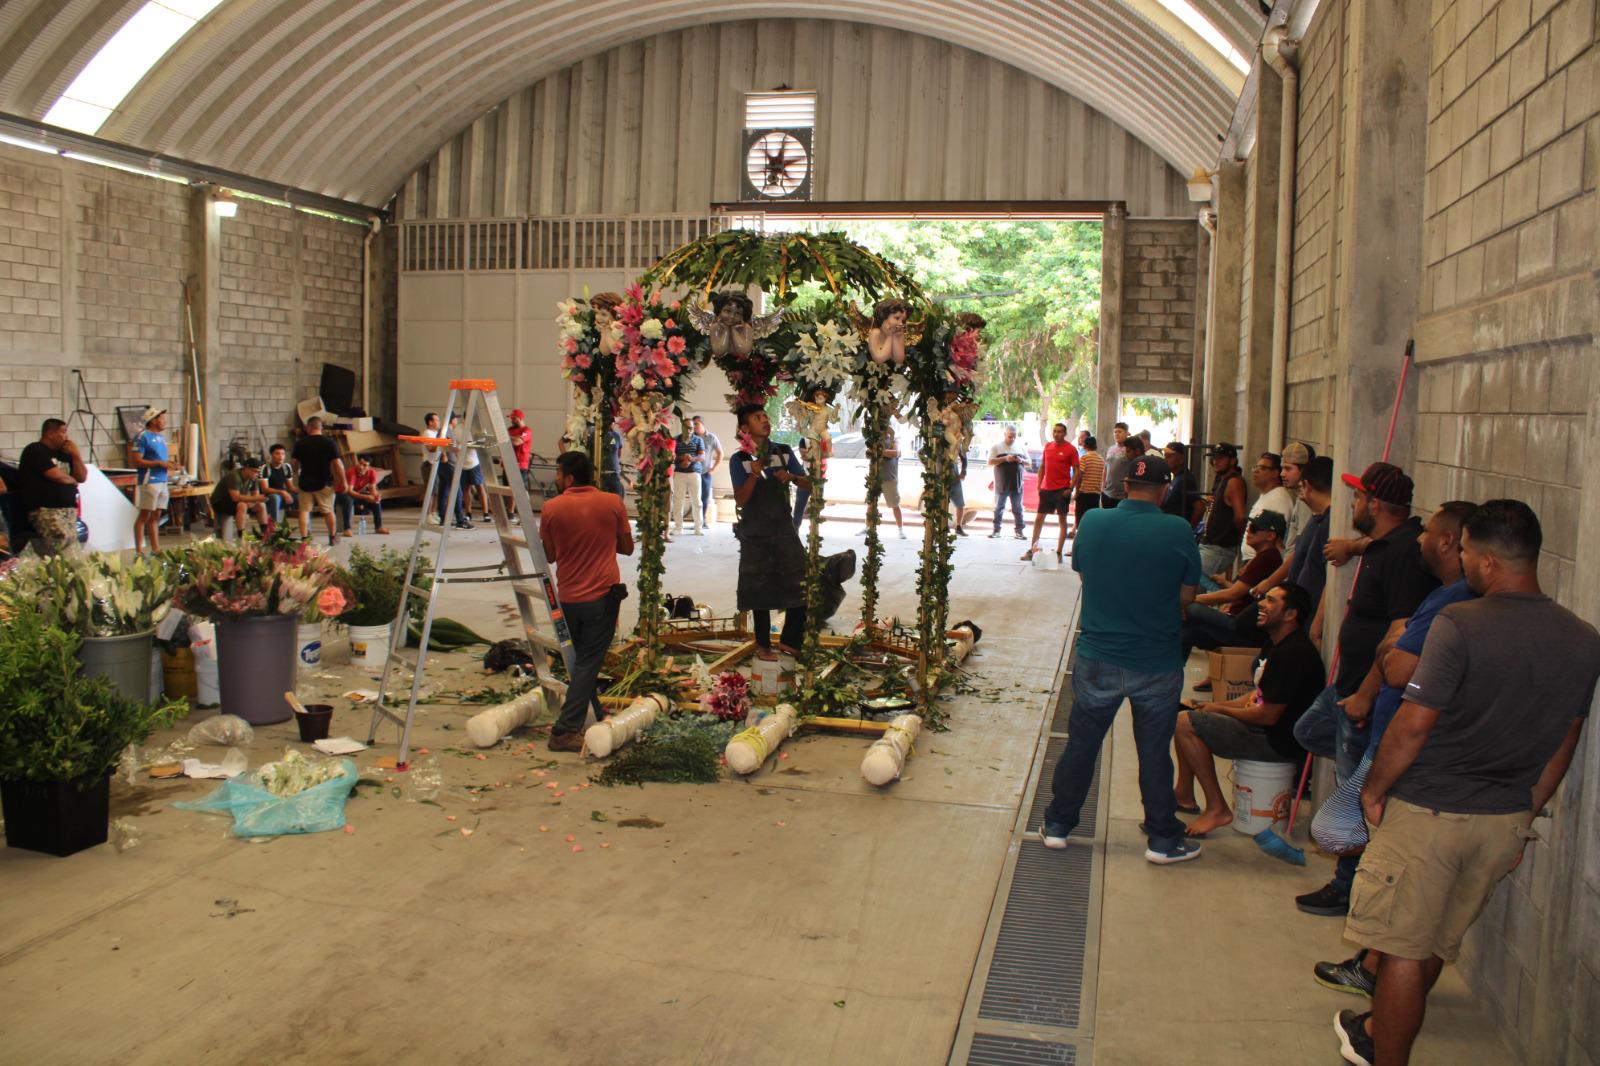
left=0, top=611, right=186, bottom=782
left=339, top=546, right=430, bottom=627
left=0, top=551, right=178, bottom=637
left=593, top=715, right=737, bottom=786
left=631, top=449, right=674, bottom=668
left=639, top=229, right=925, bottom=306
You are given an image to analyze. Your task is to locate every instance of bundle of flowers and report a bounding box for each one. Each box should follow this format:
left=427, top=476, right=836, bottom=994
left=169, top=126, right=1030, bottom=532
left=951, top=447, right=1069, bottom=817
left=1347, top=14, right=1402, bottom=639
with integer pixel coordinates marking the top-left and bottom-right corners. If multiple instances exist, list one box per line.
left=784, top=314, right=860, bottom=402
left=718, top=342, right=787, bottom=410
left=698, top=670, right=751, bottom=723
left=556, top=296, right=608, bottom=393
left=613, top=284, right=703, bottom=400
left=1, top=551, right=178, bottom=636
left=172, top=537, right=339, bottom=621
left=302, top=585, right=348, bottom=624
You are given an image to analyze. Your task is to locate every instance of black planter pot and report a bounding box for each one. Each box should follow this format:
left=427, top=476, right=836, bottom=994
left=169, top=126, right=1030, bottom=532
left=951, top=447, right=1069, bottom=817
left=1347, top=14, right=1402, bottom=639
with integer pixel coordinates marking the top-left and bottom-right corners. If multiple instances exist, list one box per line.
left=1, top=775, right=111, bottom=857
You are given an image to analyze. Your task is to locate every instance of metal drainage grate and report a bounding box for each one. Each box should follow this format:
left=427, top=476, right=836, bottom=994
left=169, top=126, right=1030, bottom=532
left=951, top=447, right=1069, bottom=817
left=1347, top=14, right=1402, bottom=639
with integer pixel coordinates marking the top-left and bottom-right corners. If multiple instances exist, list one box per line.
left=1027, top=737, right=1100, bottom=840
left=976, top=841, right=1093, bottom=1028
left=1050, top=676, right=1074, bottom=734
left=968, top=1033, right=1078, bottom=1065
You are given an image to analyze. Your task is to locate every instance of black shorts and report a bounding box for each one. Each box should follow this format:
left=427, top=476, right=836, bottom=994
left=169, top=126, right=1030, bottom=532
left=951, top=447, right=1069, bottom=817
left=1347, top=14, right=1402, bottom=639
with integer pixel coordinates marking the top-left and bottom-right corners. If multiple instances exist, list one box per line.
left=1074, top=492, right=1103, bottom=521
left=1037, top=488, right=1071, bottom=515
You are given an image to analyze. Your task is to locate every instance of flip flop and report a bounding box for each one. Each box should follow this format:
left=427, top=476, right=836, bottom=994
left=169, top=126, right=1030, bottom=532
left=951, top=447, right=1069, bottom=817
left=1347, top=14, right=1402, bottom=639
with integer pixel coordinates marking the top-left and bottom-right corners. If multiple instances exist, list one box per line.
left=1176, top=803, right=1201, bottom=815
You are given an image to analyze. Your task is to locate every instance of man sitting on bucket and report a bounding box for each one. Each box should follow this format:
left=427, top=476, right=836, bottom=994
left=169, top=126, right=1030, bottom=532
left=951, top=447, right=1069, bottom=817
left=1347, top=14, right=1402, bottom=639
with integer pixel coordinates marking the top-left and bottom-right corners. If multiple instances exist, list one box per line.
left=1172, top=582, right=1325, bottom=836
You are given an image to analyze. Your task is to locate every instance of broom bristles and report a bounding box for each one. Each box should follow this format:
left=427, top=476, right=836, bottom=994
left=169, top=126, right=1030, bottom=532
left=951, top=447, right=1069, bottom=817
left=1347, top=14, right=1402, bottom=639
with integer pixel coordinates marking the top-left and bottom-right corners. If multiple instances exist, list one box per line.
left=1254, top=828, right=1307, bottom=865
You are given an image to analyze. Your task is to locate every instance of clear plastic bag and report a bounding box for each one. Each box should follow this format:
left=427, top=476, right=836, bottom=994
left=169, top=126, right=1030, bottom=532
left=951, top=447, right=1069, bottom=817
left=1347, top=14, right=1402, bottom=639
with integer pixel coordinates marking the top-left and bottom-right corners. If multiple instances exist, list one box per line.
left=175, top=752, right=357, bottom=838
left=406, top=757, right=442, bottom=802
left=187, top=715, right=255, bottom=747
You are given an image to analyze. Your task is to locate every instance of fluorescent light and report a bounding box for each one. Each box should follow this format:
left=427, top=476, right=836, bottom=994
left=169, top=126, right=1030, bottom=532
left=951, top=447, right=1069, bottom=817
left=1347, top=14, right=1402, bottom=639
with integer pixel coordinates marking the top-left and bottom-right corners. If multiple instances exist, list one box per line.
left=1156, top=0, right=1252, bottom=74
left=214, top=199, right=238, bottom=217
left=61, top=150, right=188, bottom=184
left=43, top=1, right=226, bottom=134
left=0, top=133, right=59, bottom=156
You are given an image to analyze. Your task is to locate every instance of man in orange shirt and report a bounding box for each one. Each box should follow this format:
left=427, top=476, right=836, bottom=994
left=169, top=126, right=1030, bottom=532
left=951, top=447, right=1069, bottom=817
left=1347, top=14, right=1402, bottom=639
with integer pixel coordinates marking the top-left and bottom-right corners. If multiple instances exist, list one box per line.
left=539, top=451, right=634, bottom=752
left=1023, top=422, right=1079, bottom=562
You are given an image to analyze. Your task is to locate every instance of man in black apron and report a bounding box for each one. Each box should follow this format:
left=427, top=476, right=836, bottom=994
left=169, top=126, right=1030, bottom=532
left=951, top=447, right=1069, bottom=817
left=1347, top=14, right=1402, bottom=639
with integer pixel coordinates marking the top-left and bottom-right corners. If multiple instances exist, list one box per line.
left=729, top=404, right=812, bottom=660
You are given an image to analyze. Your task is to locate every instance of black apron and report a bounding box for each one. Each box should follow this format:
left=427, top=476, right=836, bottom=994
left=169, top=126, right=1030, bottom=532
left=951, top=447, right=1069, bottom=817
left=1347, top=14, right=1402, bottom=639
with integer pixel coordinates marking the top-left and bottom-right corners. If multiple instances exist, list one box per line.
left=735, top=465, right=807, bottom=611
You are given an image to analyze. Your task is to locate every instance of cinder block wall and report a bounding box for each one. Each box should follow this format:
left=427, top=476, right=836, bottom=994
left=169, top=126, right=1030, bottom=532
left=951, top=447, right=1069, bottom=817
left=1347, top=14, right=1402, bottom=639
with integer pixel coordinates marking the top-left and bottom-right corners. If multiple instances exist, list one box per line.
left=1411, top=0, right=1598, bottom=1058
left=0, top=142, right=367, bottom=468
left=1119, top=219, right=1199, bottom=397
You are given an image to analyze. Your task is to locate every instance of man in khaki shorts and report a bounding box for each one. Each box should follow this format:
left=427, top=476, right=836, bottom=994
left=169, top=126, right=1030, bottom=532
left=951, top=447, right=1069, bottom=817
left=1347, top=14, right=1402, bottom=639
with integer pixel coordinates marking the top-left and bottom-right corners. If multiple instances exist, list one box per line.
left=291, top=416, right=345, bottom=546
left=1335, top=500, right=1600, bottom=1066
left=131, top=407, right=179, bottom=554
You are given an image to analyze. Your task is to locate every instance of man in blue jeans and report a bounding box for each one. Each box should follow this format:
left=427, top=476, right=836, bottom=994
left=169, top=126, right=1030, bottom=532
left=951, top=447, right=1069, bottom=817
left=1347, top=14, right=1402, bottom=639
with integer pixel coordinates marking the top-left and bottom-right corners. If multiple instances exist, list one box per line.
left=1041, top=453, right=1203, bottom=864
left=1291, top=461, right=1437, bottom=916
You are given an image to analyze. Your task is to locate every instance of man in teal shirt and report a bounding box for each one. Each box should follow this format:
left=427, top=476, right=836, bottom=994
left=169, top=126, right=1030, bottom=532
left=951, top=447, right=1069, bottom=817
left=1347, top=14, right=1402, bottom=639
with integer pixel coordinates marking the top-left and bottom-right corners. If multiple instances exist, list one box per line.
left=1041, top=453, right=1204, bottom=864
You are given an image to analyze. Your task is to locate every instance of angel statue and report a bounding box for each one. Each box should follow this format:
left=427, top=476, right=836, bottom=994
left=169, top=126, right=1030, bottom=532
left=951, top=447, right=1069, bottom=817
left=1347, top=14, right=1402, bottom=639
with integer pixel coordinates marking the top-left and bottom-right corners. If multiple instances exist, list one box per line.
left=684, top=290, right=784, bottom=365
left=785, top=389, right=837, bottom=444
left=591, top=291, right=624, bottom=357
left=867, top=298, right=911, bottom=366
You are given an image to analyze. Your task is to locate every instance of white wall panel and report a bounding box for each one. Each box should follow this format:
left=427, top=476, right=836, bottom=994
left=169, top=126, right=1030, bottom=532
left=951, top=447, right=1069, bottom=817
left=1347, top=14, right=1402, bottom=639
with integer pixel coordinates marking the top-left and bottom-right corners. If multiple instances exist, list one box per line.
left=399, top=19, right=1190, bottom=220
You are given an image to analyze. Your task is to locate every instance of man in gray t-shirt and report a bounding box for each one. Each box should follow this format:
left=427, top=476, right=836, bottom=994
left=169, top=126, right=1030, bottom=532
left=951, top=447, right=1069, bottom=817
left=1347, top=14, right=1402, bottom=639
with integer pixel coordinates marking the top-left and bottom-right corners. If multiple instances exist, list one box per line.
left=1337, top=500, right=1599, bottom=1066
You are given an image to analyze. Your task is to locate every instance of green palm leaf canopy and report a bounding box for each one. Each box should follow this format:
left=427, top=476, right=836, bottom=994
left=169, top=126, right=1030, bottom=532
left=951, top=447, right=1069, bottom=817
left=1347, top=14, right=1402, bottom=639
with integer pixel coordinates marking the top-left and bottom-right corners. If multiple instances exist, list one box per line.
left=640, top=229, right=926, bottom=306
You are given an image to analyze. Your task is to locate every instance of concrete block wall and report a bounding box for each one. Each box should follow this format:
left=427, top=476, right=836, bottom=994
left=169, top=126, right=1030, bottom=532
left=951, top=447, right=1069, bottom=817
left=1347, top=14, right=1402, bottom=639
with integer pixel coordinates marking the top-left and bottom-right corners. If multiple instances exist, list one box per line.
left=1411, top=0, right=1600, bottom=1060
left=1284, top=0, right=1347, bottom=454
left=0, top=142, right=368, bottom=472
left=1118, top=219, right=1198, bottom=396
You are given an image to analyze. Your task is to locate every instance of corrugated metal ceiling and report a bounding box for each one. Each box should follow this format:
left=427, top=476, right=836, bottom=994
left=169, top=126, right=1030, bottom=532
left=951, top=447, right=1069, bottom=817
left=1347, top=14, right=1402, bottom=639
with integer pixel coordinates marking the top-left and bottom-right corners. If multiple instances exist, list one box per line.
left=0, top=0, right=1266, bottom=206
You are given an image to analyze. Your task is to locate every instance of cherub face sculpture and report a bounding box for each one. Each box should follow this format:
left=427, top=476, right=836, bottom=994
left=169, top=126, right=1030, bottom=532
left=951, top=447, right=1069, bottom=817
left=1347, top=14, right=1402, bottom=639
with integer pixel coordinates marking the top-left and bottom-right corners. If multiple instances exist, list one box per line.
left=872, top=298, right=910, bottom=329
left=711, top=292, right=754, bottom=326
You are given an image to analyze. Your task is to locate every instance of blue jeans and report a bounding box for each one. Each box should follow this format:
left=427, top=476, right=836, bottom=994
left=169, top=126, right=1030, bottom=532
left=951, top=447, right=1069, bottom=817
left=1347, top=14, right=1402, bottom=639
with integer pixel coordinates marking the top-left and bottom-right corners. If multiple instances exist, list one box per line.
left=1181, top=602, right=1248, bottom=661
left=1293, top=683, right=1367, bottom=890
left=700, top=471, right=715, bottom=523
left=553, top=596, right=619, bottom=736
left=1198, top=542, right=1235, bottom=592
left=792, top=486, right=810, bottom=529
left=1046, top=655, right=1186, bottom=850
left=436, top=461, right=467, bottom=524
left=993, top=485, right=1023, bottom=533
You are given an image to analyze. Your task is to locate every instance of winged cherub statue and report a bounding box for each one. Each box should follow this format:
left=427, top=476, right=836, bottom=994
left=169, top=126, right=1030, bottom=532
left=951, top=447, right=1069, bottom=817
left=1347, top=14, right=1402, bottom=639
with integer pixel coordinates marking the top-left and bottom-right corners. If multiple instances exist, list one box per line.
left=684, top=290, right=784, bottom=365
left=591, top=291, right=625, bottom=357
left=867, top=298, right=911, bottom=366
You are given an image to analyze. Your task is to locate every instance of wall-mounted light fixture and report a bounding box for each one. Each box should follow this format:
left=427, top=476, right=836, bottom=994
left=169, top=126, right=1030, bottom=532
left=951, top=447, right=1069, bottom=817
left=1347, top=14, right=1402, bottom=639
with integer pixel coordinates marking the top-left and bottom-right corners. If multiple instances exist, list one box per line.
left=1186, top=168, right=1215, bottom=203
left=214, top=190, right=237, bottom=218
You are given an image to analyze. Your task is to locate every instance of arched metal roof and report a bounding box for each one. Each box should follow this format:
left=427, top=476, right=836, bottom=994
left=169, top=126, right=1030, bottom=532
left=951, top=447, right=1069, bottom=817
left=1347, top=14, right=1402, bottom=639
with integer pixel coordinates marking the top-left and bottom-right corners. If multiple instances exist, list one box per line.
left=0, top=0, right=1265, bottom=207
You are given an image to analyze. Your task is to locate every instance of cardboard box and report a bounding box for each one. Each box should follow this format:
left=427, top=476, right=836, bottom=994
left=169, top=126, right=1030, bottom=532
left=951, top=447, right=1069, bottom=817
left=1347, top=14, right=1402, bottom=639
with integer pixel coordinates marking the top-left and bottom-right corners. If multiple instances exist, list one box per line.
left=1207, top=645, right=1259, bottom=702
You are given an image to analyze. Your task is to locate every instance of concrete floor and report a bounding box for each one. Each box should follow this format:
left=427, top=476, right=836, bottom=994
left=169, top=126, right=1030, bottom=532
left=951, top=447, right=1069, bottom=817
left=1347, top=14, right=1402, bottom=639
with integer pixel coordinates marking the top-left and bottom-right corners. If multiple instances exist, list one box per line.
left=0, top=507, right=1513, bottom=1063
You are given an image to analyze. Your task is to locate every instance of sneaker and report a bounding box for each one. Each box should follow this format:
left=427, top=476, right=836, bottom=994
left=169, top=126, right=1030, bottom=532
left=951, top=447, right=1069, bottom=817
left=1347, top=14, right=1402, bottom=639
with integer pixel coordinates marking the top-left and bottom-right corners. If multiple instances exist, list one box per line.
left=1297, top=880, right=1352, bottom=917
left=453, top=521, right=473, bottom=530
left=954, top=527, right=967, bottom=537
left=1020, top=547, right=1037, bottom=561
left=548, top=732, right=583, bottom=753
left=1014, top=530, right=1026, bottom=540
left=988, top=531, right=1000, bottom=539
left=1334, top=1009, right=1375, bottom=1066
left=1145, top=839, right=1203, bottom=865
left=1038, top=825, right=1070, bottom=849
left=1315, top=951, right=1377, bottom=998
left=897, top=529, right=907, bottom=539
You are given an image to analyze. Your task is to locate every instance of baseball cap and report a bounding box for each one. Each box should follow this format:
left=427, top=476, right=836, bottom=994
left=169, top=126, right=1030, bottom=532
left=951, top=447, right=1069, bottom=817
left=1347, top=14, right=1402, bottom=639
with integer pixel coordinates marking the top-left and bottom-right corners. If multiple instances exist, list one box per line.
left=1281, top=441, right=1312, bottom=466
left=240, top=455, right=262, bottom=470
left=1211, top=443, right=1238, bottom=459
left=510, top=409, right=525, bottom=420
left=1126, top=455, right=1171, bottom=485
left=1341, top=461, right=1414, bottom=507
left=1248, top=510, right=1288, bottom=537
left=141, top=406, right=166, bottom=425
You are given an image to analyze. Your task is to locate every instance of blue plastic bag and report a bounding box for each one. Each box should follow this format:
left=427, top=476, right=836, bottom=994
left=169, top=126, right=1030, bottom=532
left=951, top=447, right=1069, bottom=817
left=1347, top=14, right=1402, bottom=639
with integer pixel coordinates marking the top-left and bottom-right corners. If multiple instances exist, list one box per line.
left=176, top=753, right=358, bottom=837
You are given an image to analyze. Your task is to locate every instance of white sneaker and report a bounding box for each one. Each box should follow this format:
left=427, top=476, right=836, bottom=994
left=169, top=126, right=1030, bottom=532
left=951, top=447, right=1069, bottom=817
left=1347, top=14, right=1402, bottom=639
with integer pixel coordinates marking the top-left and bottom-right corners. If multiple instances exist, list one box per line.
left=897, top=529, right=907, bottom=539
left=1038, top=826, right=1069, bottom=849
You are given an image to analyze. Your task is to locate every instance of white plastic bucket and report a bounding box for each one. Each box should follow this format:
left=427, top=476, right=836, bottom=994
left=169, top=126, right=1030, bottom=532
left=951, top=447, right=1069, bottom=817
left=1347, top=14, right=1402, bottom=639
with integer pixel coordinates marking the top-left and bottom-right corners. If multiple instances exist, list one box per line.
left=1231, top=759, right=1297, bottom=836
left=348, top=623, right=392, bottom=671
left=296, top=621, right=324, bottom=669
left=750, top=657, right=782, bottom=696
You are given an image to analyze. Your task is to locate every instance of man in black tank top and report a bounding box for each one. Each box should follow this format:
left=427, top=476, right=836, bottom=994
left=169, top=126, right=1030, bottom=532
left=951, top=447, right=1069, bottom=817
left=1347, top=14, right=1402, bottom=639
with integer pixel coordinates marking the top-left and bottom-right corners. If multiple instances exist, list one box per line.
left=1198, top=444, right=1247, bottom=590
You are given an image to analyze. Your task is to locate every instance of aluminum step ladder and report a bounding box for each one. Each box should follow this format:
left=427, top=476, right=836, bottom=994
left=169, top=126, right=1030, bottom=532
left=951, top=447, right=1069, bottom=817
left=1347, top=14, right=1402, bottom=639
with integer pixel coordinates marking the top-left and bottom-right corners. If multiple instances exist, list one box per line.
left=366, top=378, right=574, bottom=767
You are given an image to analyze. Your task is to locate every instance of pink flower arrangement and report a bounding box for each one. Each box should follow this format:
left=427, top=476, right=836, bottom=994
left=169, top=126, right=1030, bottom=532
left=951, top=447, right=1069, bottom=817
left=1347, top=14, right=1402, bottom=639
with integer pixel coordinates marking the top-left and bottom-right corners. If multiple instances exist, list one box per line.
left=700, top=671, right=752, bottom=722
left=950, top=329, right=979, bottom=383
left=173, top=537, right=339, bottom=621
left=612, top=286, right=705, bottom=401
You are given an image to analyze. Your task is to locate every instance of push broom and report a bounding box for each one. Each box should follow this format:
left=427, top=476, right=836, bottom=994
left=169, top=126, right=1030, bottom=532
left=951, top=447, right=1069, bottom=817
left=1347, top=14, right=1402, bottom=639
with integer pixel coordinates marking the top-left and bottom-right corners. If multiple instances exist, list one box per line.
left=1255, top=339, right=1414, bottom=866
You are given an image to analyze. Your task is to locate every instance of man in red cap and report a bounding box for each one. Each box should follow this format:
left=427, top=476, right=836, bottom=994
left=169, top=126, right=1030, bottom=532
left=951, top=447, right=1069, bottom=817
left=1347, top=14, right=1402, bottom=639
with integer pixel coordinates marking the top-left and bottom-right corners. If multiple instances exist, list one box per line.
left=1291, top=461, right=1438, bottom=918
left=507, top=409, right=533, bottom=492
